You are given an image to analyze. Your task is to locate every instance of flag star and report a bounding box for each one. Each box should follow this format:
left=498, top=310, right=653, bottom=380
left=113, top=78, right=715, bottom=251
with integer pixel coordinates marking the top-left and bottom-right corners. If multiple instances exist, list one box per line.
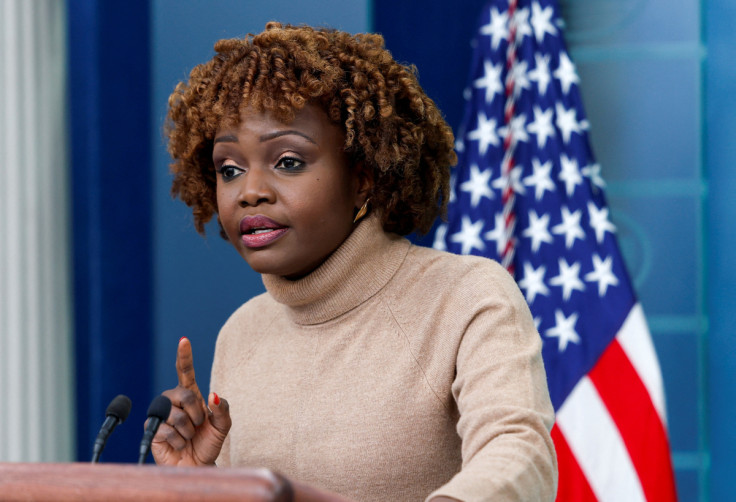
left=432, top=223, right=448, bottom=251
left=549, top=258, right=586, bottom=301
left=449, top=173, right=457, bottom=203
left=555, top=102, right=582, bottom=143
left=545, top=309, right=580, bottom=352
left=511, top=60, right=532, bottom=98
left=582, top=163, right=606, bottom=190
left=492, top=165, right=526, bottom=195
left=531, top=2, right=557, bottom=43
left=552, top=206, right=585, bottom=249
left=450, top=216, right=486, bottom=255
left=523, top=209, right=553, bottom=252
left=454, top=137, right=465, bottom=153
left=460, top=164, right=495, bottom=207
left=518, top=262, right=550, bottom=303
left=529, top=53, right=552, bottom=95
left=483, top=212, right=509, bottom=256
left=524, top=158, right=555, bottom=201
left=474, top=60, right=504, bottom=104
left=554, top=52, right=580, bottom=95
left=533, top=316, right=541, bottom=331
left=585, top=254, right=619, bottom=296
left=559, top=154, right=583, bottom=196
left=527, top=105, right=555, bottom=148
left=499, top=113, right=530, bottom=146
left=512, top=7, right=533, bottom=41
left=467, top=112, right=500, bottom=155
left=480, top=7, right=509, bottom=50
left=587, top=202, right=617, bottom=243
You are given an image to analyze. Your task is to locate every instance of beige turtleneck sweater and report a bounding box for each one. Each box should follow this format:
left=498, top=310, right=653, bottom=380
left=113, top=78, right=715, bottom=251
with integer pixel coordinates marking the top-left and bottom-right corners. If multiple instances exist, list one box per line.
left=210, top=216, right=557, bottom=501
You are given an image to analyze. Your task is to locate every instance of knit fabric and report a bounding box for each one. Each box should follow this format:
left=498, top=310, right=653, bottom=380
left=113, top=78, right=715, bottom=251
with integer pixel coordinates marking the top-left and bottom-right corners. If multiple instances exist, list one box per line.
left=211, top=215, right=557, bottom=501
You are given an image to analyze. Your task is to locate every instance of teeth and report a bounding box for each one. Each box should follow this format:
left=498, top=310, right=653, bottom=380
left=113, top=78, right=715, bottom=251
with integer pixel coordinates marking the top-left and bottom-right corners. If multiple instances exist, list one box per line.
left=252, top=228, right=273, bottom=235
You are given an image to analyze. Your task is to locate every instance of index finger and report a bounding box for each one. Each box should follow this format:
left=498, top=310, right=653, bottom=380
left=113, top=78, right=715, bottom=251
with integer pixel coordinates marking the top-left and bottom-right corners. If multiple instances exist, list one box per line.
left=176, top=337, right=203, bottom=402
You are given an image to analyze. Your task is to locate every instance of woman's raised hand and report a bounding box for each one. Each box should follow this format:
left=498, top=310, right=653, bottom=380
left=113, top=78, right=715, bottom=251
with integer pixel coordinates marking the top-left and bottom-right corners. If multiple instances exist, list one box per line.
left=151, top=337, right=232, bottom=466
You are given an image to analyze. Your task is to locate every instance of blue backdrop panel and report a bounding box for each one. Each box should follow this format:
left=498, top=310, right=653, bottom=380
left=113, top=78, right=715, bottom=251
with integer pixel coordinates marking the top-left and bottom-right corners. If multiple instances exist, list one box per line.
left=705, top=0, right=736, bottom=499
left=373, top=0, right=487, bottom=248
left=67, top=0, right=153, bottom=462
left=373, top=0, right=488, bottom=133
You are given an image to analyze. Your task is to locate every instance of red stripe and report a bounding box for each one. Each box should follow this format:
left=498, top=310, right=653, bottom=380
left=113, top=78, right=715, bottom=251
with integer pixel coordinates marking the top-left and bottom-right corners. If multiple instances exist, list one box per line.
left=588, top=340, right=677, bottom=501
left=551, top=425, right=597, bottom=502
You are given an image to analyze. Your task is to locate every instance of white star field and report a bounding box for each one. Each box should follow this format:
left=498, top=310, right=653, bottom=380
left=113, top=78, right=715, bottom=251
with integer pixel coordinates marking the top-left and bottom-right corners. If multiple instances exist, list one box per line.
left=439, top=1, right=627, bottom=356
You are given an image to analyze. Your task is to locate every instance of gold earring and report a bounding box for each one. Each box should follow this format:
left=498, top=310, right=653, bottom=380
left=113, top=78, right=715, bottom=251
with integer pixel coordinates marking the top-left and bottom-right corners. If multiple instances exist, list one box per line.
left=353, top=198, right=370, bottom=223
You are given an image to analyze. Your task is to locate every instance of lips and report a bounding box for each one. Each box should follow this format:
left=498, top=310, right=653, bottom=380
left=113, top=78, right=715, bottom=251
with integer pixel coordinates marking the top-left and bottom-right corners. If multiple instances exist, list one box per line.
left=239, top=215, right=289, bottom=248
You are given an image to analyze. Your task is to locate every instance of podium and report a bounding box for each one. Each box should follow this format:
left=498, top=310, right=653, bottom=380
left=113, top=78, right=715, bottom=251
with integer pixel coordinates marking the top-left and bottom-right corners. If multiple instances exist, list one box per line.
left=0, top=463, right=351, bottom=501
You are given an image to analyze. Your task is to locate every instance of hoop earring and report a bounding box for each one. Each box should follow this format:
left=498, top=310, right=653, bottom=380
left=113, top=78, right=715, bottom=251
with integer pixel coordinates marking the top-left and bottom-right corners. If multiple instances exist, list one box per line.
left=353, top=198, right=370, bottom=223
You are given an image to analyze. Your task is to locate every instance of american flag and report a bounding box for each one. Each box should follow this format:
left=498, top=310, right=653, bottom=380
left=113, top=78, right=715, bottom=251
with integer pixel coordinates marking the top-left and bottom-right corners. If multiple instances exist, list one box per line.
left=433, top=1, right=678, bottom=500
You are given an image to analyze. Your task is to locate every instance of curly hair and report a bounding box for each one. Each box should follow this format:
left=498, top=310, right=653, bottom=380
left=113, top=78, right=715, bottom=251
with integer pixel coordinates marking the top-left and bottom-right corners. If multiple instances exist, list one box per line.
left=166, top=22, right=456, bottom=237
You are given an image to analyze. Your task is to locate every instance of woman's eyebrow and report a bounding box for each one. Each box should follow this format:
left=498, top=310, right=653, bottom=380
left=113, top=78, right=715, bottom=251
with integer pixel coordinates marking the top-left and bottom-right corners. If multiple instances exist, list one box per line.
left=260, top=130, right=317, bottom=144
left=214, top=134, right=238, bottom=144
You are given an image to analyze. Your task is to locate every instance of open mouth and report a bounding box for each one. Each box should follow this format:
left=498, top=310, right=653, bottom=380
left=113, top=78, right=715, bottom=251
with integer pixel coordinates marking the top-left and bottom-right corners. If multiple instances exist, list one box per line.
left=239, top=215, right=288, bottom=248
left=245, top=227, right=278, bottom=235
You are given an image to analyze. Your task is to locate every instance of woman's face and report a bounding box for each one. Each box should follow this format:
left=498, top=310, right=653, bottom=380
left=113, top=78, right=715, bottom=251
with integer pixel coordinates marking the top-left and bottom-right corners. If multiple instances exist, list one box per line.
left=213, top=104, right=366, bottom=279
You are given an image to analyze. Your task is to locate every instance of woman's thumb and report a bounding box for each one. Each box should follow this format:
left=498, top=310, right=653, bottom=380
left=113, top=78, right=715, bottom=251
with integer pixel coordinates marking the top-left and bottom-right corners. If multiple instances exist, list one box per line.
left=207, top=392, right=232, bottom=435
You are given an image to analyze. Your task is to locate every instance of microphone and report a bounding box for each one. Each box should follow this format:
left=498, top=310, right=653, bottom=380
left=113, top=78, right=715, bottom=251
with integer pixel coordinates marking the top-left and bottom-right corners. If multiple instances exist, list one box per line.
left=91, top=394, right=132, bottom=463
left=137, top=395, right=172, bottom=464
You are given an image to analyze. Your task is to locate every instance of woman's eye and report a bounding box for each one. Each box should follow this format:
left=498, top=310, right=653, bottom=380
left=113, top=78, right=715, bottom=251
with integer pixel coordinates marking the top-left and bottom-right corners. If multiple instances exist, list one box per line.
left=217, top=164, right=242, bottom=181
left=275, top=157, right=305, bottom=171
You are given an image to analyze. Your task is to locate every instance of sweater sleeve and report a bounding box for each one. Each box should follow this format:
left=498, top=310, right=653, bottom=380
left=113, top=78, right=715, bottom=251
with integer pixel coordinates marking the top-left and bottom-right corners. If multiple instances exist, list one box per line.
left=426, top=263, right=558, bottom=502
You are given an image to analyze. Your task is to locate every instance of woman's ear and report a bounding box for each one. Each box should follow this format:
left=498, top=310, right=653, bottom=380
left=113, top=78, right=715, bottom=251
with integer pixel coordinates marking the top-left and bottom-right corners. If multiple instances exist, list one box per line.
left=353, top=160, right=374, bottom=206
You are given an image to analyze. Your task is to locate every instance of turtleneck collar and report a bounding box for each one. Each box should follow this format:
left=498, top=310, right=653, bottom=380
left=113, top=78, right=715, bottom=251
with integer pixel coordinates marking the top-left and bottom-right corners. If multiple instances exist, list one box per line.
left=261, top=215, right=410, bottom=325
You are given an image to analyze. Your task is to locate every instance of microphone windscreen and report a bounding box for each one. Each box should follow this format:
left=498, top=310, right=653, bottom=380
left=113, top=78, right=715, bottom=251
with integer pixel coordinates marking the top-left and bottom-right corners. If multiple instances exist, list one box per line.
left=147, top=395, right=172, bottom=421
left=105, top=394, right=132, bottom=422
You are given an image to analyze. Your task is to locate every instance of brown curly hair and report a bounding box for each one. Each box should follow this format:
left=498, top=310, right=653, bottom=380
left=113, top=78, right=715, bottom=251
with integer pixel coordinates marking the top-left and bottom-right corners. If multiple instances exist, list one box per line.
left=166, top=22, right=456, bottom=237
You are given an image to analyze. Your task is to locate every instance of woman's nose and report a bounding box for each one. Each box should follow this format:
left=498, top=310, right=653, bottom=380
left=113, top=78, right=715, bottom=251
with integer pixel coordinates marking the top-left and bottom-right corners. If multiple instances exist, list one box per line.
left=238, top=166, right=275, bottom=207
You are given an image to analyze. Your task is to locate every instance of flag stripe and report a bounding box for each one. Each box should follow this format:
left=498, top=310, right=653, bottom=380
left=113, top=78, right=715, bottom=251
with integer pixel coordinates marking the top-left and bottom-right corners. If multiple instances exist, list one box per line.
left=551, top=426, right=597, bottom=502
left=589, top=338, right=677, bottom=502
left=556, top=376, right=646, bottom=502
left=617, top=303, right=668, bottom=423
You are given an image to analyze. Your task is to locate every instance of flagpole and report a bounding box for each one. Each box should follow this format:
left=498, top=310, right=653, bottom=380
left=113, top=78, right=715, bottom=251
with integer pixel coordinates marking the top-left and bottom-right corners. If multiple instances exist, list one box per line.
left=500, top=0, right=520, bottom=274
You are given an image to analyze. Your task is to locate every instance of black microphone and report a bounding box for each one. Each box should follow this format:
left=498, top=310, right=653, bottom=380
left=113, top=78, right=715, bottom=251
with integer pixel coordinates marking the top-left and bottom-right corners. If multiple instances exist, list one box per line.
left=137, top=395, right=172, bottom=464
left=91, top=394, right=132, bottom=463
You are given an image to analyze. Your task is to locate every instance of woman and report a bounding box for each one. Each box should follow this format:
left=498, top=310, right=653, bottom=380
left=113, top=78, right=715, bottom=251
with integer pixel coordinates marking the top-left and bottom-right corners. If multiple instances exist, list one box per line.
left=152, top=22, right=557, bottom=501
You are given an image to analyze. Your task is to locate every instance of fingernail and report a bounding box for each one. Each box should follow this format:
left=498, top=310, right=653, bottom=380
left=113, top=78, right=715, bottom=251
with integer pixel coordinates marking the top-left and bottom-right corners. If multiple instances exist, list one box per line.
left=179, top=336, right=187, bottom=343
left=212, top=392, right=220, bottom=406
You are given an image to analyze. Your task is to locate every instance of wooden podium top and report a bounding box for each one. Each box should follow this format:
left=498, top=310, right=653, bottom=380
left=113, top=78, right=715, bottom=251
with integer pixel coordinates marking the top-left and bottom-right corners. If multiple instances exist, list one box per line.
left=0, top=462, right=351, bottom=502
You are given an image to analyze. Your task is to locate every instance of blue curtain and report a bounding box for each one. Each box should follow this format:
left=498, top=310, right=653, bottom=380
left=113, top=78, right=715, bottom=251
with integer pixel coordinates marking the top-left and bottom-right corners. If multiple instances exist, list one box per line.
left=67, top=0, right=153, bottom=463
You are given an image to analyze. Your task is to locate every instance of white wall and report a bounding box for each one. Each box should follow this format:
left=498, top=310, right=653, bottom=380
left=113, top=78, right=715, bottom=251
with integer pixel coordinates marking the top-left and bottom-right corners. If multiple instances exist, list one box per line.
left=0, top=0, right=74, bottom=461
